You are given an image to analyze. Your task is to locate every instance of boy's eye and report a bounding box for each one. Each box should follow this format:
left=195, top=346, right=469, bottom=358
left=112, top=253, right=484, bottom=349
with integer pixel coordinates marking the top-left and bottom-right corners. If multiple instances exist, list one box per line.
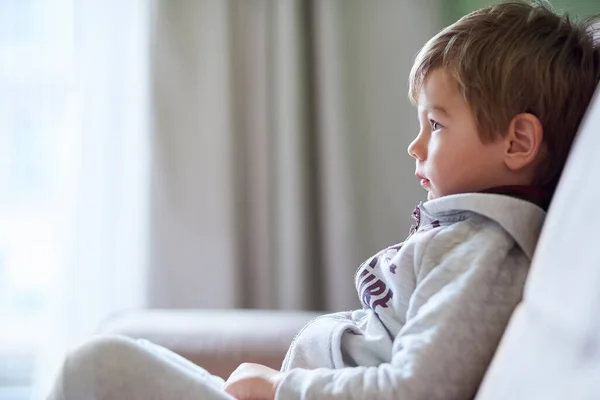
left=430, top=120, right=442, bottom=131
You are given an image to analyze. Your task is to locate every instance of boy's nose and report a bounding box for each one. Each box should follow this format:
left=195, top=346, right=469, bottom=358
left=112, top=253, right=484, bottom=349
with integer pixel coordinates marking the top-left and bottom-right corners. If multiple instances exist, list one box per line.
left=407, top=135, right=426, bottom=161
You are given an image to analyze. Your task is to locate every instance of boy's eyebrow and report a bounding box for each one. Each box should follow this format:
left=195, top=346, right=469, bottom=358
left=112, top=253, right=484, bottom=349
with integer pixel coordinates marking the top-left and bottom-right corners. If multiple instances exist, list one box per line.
left=429, top=105, right=450, bottom=116
left=419, top=104, right=450, bottom=117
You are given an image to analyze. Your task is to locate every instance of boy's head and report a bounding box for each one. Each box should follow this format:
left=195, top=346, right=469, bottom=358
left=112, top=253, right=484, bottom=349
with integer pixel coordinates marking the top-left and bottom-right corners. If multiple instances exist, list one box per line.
left=407, top=1, right=600, bottom=204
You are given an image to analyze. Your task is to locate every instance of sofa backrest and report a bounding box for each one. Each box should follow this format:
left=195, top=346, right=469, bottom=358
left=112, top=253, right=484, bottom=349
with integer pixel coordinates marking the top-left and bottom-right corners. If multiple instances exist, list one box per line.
left=476, top=88, right=600, bottom=399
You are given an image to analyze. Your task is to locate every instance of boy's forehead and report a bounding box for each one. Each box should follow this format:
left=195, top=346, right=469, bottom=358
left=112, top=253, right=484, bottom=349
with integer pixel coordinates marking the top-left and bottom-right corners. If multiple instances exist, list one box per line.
left=418, top=69, right=460, bottom=109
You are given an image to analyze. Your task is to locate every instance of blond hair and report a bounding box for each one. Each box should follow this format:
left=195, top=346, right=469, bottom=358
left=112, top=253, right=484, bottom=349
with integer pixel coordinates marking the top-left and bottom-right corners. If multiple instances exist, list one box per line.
left=409, top=1, right=600, bottom=193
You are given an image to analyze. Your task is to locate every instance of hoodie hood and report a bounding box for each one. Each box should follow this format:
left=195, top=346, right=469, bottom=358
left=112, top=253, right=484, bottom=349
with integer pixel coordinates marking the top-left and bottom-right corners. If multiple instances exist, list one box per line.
left=419, top=193, right=546, bottom=260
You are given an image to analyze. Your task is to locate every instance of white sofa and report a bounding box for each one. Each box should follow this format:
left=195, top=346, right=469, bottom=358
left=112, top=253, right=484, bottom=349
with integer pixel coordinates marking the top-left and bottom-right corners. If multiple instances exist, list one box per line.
left=101, top=89, right=600, bottom=398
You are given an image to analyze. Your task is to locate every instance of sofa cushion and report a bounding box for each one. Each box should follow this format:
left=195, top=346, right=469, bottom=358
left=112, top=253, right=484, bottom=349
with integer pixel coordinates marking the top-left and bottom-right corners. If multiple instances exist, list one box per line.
left=477, top=89, right=600, bottom=398
left=99, top=309, right=321, bottom=379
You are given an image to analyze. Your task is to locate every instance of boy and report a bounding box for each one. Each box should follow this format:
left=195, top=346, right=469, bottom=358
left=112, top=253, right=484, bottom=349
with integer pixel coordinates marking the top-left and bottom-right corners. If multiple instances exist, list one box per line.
left=48, top=2, right=600, bottom=399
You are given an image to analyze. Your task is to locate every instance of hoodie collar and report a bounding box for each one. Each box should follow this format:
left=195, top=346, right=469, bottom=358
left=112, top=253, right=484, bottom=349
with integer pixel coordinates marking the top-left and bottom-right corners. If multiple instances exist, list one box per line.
left=481, top=185, right=551, bottom=211
left=419, top=193, right=546, bottom=260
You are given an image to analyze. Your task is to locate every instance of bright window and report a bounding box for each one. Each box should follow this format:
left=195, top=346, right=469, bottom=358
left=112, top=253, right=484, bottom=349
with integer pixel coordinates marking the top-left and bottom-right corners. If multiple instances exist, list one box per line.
left=0, top=1, right=75, bottom=398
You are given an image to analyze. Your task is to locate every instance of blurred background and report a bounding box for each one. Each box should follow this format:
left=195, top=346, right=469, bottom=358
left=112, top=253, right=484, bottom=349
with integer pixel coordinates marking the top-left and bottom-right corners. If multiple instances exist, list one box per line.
left=1, top=0, right=599, bottom=399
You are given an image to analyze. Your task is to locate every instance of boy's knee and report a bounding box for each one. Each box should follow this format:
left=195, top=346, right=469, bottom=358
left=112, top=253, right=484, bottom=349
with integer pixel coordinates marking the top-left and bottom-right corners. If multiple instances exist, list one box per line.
left=65, top=335, right=146, bottom=388
left=48, top=335, right=141, bottom=399
left=69, top=334, right=139, bottom=368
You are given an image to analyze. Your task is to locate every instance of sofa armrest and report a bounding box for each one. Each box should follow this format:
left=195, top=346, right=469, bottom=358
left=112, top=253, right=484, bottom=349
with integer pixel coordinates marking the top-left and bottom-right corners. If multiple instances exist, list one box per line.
left=98, top=309, right=321, bottom=379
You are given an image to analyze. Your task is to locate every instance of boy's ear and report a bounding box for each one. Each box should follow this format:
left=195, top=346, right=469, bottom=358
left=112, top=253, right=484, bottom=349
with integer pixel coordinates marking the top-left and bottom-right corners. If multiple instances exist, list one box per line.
left=503, top=113, right=544, bottom=171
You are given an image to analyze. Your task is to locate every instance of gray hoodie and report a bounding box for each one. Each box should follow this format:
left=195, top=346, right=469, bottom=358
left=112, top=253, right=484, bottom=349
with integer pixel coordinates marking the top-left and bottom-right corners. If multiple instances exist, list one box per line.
left=276, top=193, right=546, bottom=400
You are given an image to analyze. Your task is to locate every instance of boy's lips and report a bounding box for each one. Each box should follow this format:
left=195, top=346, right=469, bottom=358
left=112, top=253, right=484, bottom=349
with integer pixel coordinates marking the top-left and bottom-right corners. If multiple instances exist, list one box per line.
left=415, top=172, right=430, bottom=187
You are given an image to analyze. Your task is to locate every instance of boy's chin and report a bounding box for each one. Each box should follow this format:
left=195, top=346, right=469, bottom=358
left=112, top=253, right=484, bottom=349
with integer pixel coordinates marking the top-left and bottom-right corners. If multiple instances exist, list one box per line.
left=427, top=191, right=437, bottom=201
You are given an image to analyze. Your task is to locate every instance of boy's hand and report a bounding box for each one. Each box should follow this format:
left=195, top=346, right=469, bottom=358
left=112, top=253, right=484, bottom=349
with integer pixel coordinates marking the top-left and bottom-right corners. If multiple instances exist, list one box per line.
left=223, top=363, right=283, bottom=400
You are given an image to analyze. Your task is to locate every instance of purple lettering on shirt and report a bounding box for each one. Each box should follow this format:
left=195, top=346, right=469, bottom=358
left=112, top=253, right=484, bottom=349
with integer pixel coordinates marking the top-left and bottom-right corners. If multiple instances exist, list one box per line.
left=368, top=256, right=378, bottom=269
left=372, top=288, right=393, bottom=309
left=361, top=279, right=386, bottom=307
left=358, top=271, right=376, bottom=294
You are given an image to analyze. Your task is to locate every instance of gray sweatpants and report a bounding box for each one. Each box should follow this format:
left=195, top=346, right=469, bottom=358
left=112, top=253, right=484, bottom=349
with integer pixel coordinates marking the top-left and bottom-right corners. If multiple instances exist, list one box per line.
left=47, top=335, right=236, bottom=400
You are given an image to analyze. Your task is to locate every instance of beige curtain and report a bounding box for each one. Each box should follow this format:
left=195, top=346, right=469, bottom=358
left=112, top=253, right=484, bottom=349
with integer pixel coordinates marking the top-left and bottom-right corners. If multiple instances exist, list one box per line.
left=147, top=0, right=441, bottom=311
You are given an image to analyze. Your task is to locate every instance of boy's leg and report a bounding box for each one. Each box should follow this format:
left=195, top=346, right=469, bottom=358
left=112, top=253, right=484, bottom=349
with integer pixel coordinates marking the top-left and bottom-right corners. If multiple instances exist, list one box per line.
left=46, top=335, right=235, bottom=400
